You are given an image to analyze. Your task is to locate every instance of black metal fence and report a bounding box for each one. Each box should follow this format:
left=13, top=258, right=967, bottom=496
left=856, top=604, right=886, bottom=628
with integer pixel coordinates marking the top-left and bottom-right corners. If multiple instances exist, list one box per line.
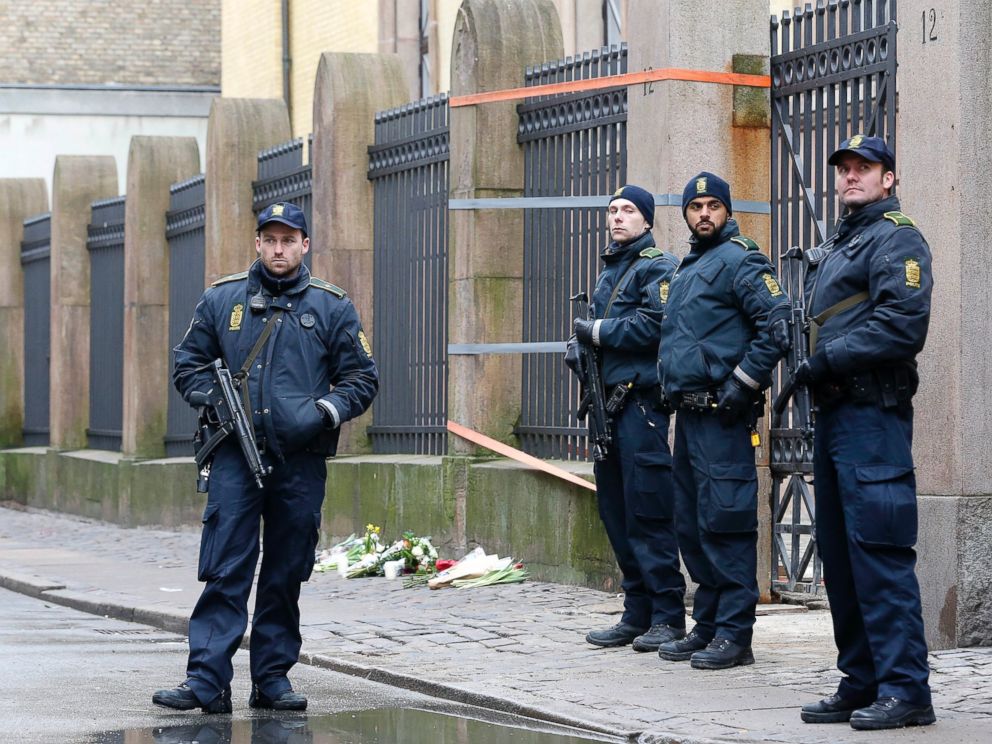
left=515, top=44, right=628, bottom=459
left=164, top=175, right=207, bottom=457
left=768, top=0, right=897, bottom=592
left=20, top=213, right=52, bottom=446
left=86, top=196, right=127, bottom=451
left=367, top=95, right=450, bottom=454
left=252, top=136, right=313, bottom=270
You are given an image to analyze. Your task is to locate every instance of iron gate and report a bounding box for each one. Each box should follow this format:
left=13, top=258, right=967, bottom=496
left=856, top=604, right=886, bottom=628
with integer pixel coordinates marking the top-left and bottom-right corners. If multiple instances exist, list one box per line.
left=21, top=213, right=51, bottom=446
left=769, top=0, right=897, bottom=592
left=87, top=195, right=127, bottom=452
left=515, top=44, right=627, bottom=460
left=252, top=136, right=313, bottom=270
left=367, top=95, right=450, bottom=454
left=164, top=174, right=206, bottom=457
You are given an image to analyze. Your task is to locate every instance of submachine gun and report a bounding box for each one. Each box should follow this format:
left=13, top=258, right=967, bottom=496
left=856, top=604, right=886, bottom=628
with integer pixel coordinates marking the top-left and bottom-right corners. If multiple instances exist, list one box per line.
left=772, top=245, right=814, bottom=438
left=570, top=292, right=614, bottom=461
left=189, top=359, right=272, bottom=492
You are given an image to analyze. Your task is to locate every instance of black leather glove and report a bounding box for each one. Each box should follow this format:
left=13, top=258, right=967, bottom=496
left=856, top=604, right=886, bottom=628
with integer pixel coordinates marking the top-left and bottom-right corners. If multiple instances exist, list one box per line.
left=564, top=335, right=586, bottom=382
left=716, top=375, right=754, bottom=426
left=793, top=353, right=830, bottom=385
left=771, top=317, right=791, bottom=354
left=315, top=402, right=339, bottom=429
left=573, top=318, right=595, bottom=346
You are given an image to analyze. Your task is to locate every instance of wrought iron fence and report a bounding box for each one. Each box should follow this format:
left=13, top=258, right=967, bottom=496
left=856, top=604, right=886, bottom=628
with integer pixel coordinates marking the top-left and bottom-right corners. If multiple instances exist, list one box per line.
left=252, top=136, right=313, bottom=269
left=164, top=174, right=206, bottom=457
left=769, top=0, right=897, bottom=592
left=20, top=213, right=52, bottom=446
left=86, top=196, right=126, bottom=451
left=515, top=44, right=627, bottom=460
left=367, top=95, right=449, bottom=454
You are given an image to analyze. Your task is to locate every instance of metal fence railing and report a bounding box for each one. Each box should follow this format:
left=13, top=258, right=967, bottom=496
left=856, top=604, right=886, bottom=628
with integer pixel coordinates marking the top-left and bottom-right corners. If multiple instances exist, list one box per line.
left=164, top=174, right=207, bottom=457
left=252, top=136, right=313, bottom=269
left=20, top=213, right=52, bottom=446
left=515, top=44, right=628, bottom=460
left=86, top=196, right=127, bottom=451
left=367, top=95, right=450, bottom=454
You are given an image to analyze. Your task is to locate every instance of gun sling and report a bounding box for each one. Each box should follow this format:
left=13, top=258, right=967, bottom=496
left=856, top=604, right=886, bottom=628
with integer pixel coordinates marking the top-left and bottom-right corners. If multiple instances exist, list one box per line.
left=232, top=307, right=285, bottom=421
left=809, top=291, right=869, bottom=351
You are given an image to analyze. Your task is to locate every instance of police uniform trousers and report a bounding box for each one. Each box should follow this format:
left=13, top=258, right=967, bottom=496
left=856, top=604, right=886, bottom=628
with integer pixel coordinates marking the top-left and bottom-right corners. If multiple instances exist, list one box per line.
left=813, top=400, right=931, bottom=706
left=593, top=393, right=686, bottom=628
left=672, top=409, right=759, bottom=646
left=185, top=442, right=327, bottom=705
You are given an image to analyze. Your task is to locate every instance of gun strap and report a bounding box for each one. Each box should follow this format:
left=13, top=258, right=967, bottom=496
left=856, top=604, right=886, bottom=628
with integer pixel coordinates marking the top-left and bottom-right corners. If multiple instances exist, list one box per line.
left=809, top=291, right=869, bottom=351
left=603, top=258, right=646, bottom=319
left=233, top=307, right=285, bottom=419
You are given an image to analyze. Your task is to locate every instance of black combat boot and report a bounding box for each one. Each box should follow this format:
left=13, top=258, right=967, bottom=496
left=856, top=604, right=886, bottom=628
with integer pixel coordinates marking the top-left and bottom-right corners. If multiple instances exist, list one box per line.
left=584, top=622, right=648, bottom=648
left=689, top=637, right=754, bottom=670
left=153, top=682, right=232, bottom=714
left=657, top=628, right=709, bottom=661
left=849, top=697, right=936, bottom=730
left=249, top=684, right=308, bottom=711
left=801, top=693, right=874, bottom=723
left=632, top=624, right=686, bottom=652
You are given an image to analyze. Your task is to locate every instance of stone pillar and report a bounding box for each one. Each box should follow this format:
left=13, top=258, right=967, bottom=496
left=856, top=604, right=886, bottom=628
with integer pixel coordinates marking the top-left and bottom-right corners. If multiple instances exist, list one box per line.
left=625, top=0, right=772, bottom=599
left=204, top=98, right=290, bottom=284
left=121, top=137, right=201, bottom=458
left=49, top=156, right=118, bottom=450
left=0, top=179, right=48, bottom=447
left=899, top=0, right=992, bottom=649
left=448, top=0, right=563, bottom=451
left=311, top=52, right=409, bottom=454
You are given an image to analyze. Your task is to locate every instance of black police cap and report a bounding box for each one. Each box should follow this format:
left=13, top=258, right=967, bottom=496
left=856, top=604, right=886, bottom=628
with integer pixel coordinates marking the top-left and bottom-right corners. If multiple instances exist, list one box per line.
left=828, top=134, right=895, bottom=171
left=257, top=202, right=308, bottom=237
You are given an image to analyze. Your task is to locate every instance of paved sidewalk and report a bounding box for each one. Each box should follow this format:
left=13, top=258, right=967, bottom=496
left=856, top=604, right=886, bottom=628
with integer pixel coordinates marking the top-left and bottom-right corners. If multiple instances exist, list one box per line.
left=1, top=503, right=989, bottom=743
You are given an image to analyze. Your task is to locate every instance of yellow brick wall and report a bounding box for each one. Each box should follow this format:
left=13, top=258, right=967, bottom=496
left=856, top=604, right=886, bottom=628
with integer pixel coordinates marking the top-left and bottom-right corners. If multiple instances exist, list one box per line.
left=222, top=0, right=283, bottom=100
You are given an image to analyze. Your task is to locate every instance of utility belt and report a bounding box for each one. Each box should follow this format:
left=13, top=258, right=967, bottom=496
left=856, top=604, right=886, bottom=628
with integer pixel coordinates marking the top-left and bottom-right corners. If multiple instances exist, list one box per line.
left=814, top=364, right=918, bottom=409
left=602, top=382, right=665, bottom=415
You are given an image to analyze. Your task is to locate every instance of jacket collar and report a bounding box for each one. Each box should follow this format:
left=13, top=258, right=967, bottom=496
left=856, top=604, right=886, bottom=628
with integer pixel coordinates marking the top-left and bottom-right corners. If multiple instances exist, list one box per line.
left=601, top=230, right=655, bottom=264
left=247, top=259, right=311, bottom=296
left=687, top=218, right=740, bottom=253
left=834, top=195, right=900, bottom=240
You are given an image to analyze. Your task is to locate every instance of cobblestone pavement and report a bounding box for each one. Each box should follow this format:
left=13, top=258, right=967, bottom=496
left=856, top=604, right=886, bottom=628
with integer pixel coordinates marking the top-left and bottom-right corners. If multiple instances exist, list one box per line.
left=1, top=503, right=989, bottom=743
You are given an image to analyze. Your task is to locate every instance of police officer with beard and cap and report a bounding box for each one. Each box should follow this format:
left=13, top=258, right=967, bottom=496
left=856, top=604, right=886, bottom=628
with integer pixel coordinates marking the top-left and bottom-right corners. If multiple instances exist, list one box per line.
left=565, top=184, right=687, bottom=652
left=795, top=135, right=935, bottom=731
left=657, top=172, right=790, bottom=670
left=153, top=202, right=378, bottom=714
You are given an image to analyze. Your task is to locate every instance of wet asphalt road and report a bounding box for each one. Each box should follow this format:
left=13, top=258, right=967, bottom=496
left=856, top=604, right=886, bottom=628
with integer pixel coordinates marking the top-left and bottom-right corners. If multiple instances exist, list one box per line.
left=0, top=588, right=440, bottom=744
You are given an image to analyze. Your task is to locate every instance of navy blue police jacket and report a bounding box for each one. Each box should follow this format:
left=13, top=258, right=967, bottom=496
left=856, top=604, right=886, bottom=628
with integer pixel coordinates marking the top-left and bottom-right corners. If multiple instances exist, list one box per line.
left=659, top=219, right=790, bottom=398
left=805, top=195, right=932, bottom=377
left=590, top=231, right=679, bottom=388
left=173, top=260, right=378, bottom=460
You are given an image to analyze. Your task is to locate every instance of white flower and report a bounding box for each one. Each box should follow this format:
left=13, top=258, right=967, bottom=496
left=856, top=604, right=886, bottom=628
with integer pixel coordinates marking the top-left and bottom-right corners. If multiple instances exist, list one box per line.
left=412, top=545, right=424, bottom=558
left=429, top=547, right=438, bottom=559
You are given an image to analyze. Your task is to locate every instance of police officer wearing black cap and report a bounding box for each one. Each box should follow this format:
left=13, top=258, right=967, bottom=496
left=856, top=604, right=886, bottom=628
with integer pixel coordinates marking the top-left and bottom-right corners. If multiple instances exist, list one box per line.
left=657, top=172, right=790, bottom=669
left=154, top=202, right=378, bottom=714
left=795, top=135, right=935, bottom=730
left=566, top=184, right=687, bottom=652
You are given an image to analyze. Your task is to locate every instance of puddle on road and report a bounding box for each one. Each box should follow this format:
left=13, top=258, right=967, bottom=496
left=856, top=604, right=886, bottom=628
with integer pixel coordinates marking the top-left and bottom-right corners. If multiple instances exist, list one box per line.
left=86, top=707, right=619, bottom=743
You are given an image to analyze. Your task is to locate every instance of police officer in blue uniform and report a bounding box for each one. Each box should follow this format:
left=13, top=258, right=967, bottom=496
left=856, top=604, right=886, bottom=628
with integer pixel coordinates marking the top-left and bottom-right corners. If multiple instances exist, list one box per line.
left=795, top=136, right=935, bottom=730
left=153, top=202, right=378, bottom=713
left=657, top=173, right=790, bottom=669
left=566, top=184, right=687, bottom=652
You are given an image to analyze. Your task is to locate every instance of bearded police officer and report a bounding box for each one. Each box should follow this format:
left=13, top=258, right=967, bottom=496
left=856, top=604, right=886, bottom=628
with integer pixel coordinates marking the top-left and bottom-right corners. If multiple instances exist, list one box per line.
left=657, top=172, right=790, bottom=669
left=566, top=184, right=687, bottom=652
left=154, top=203, right=378, bottom=713
left=795, top=136, right=935, bottom=730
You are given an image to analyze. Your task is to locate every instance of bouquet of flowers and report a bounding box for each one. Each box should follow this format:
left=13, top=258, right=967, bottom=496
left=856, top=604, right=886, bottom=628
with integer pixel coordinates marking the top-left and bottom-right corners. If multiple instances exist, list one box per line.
left=424, top=547, right=528, bottom=590
left=313, top=533, right=360, bottom=573
left=400, top=531, right=438, bottom=574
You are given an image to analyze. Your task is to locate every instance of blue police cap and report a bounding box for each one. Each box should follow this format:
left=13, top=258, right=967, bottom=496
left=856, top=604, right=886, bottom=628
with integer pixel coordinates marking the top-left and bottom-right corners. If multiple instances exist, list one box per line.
left=609, top=184, right=656, bottom=227
left=828, top=134, right=895, bottom=171
left=257, top=202, right=308, bottom=237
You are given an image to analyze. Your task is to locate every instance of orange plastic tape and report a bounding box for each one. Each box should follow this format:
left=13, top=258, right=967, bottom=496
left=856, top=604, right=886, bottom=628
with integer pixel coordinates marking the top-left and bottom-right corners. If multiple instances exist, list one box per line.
left=449, top=67, right=771, bottom=108
left=446, top=420, right=597, bottom=492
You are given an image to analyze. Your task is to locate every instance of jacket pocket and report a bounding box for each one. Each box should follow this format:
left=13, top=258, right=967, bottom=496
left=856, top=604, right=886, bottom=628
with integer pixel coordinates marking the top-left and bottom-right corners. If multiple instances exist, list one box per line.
left=197, top=502, right=222, bottom=581
left=703, top=462, right=757, bottom=533
left=632, top=451, right=675, bottom=520
left=853, top=464, right=917, bottom=547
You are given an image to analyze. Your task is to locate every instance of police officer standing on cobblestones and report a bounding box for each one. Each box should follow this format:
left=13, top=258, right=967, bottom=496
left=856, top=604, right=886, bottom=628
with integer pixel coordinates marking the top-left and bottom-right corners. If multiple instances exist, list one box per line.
left=657, top=173, right=790, bottom=670
left=153, top=202, right=378, bottom=714
left=796, top=136, right=935, bottom=730
left=566, top=184, right=687, bottom=652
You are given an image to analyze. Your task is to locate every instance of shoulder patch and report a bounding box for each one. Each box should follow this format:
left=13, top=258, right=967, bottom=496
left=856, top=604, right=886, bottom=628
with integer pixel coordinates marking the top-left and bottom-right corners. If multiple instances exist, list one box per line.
left=309, top=277, right=347, bottom=298
left=730, top=236, right=760, bottom=251
left=210, top=271, right=248, bottom=287
left=884, top=211, right=917, bottom=228
left=639, top=247, right=663, bottom=259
